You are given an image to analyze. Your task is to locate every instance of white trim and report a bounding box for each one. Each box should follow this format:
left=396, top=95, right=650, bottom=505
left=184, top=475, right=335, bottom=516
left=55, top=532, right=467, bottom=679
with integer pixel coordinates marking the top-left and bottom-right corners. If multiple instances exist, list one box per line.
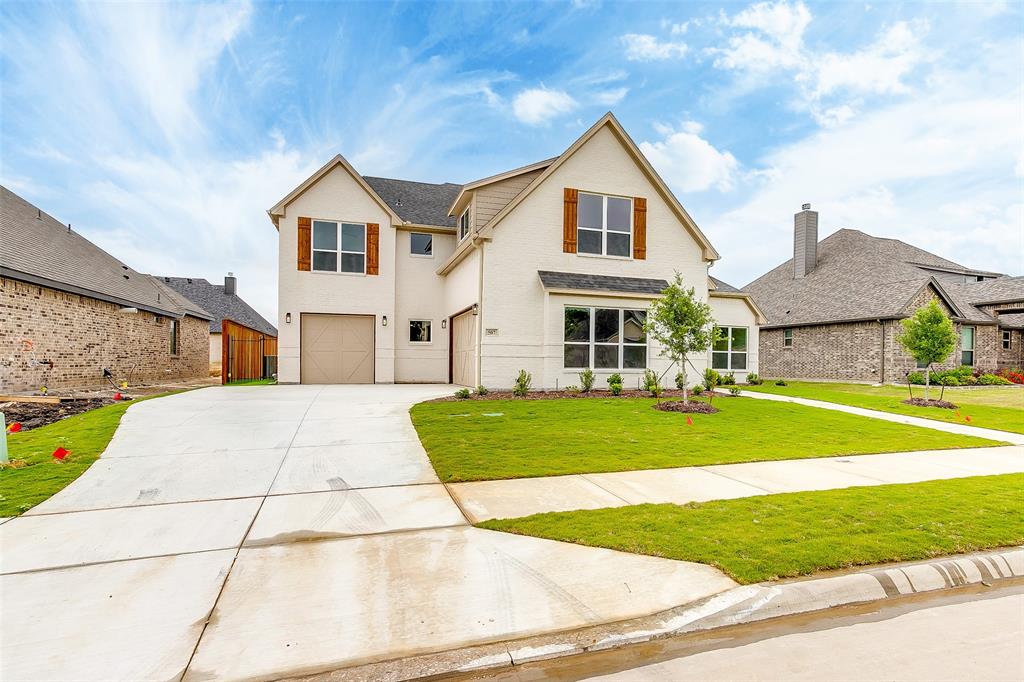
left=458, top=208, right=471, bottom=242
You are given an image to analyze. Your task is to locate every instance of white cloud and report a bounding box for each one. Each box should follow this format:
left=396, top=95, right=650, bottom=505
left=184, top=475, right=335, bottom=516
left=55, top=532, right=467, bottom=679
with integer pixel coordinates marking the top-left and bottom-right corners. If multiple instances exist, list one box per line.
left=639, top=122, right=739, bottom=193
left=813, top=21, right=929, bottom=97
left=592, top=87, right=629, bottom=106
left=512, top=87, right=578, bottom=125
left=621, top=34, right=689, bottom=62
left=730, top=0, right=811, bottom=51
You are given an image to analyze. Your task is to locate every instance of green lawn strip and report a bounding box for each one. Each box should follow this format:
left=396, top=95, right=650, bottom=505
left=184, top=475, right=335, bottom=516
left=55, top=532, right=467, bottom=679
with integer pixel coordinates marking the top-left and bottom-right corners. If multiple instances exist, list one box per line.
left=0, top=392, right=184, bottom=516
left=479, top=474, right=1024, bottom=584
left=411, top=397, right=1004, bottom=482
left=744, top=382, right=1024, bottom=435
left=225, top=378, right=276, bottom=386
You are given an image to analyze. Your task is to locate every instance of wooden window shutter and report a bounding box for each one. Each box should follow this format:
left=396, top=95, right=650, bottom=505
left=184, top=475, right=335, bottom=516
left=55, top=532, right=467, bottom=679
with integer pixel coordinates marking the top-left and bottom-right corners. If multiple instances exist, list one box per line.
left=366, top=223, right=380, bottom=275
left=632, top=197, right=647, bottom=260
left=563, top=188, right=578, bottom=253
left=297, top=217, right=311, bottom=271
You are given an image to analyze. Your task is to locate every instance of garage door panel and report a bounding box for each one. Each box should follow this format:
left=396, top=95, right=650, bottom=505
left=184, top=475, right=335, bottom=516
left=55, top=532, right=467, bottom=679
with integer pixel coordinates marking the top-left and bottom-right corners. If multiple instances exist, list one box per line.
left=301, top=314, right=374, bottom=384
left=452, top=310, right=477, bottom=387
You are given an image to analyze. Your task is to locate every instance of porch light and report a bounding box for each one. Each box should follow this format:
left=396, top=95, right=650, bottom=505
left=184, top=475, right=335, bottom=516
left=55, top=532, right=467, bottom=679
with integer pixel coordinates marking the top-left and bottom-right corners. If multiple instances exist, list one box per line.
left=472, top=304, right=479, bottom=316
left=441, top=319, right=447, bottom=329
left=285, top=313, right=291, bottom=324
left=382, top=315, right=388, bottom=327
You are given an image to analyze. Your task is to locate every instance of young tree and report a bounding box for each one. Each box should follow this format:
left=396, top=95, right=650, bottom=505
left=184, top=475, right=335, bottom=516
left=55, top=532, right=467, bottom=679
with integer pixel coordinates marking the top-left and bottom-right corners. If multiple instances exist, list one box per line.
left=643, top=274, right=720, bottom=402
left=897, top=299, right=956, bottom=400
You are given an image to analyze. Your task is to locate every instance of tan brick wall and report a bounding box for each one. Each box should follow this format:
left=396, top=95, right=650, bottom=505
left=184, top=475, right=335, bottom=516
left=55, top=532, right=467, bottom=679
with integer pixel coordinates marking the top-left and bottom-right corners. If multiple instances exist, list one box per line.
left=977, top=302, right=1024, bottom=371
left=1, top=277, right=208, bottom=393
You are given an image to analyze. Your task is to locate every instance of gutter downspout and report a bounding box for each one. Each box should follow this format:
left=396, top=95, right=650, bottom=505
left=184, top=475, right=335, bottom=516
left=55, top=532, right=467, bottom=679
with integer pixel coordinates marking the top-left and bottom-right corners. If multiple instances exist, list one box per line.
left=879, top=319, right=886, bottom=384
left=472, top=233, right=485, bottom=389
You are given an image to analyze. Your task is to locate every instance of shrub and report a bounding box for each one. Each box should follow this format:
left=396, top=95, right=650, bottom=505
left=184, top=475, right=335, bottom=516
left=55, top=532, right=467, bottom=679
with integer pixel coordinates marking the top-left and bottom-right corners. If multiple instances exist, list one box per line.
left=720, top=372, right=736, bottom=386
left=702, top=369, right=720, bottom=392
left=728, top=385, right=741, bottom=396
left=978, top=373, right=1012, bottom=385
left=999, top=368, right=1024, bottom=384
left=608, top=381, right=623, bottom=396
left=607, top=373, right=623, bottom=387
left=643, top=369, right=660, bottom=395
left=579, top=369, right=595, bottom=393
left=476, top=385, right=489, bottom=396
left=907, top=371, right=925, bottom=385
left=938, top=374, right=960, bottom=386
left=691, top=384, right=704, bottom=396
left=513, top=370, right=532, bottom=397
left=775, top=379, right=787, bottom=386
left=454, top=388, right=471, bottom=400
left=565, top=385, right=580, bottom=394
left=675, top=372, right=687, bottom=390
left=746, top=372, right=762, bottom=385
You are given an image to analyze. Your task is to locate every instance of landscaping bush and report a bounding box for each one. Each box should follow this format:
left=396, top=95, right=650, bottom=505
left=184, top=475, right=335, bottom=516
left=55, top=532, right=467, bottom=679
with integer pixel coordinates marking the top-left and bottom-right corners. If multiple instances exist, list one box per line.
left=454, top=388, right=471, bottom=400
left=745, top=373, right=762, bottom=385
left=720, top=373, right=736, bottom=386
left=565, top=385, right=580, bottom=394
left=642, top=369, right=662, bottom=398
left=775, top=379, right=787, bottom=386
left=476, top=385, right=489, bottom=396
left=579, top=369, right=595, bottom=393
left=675, top=372, right=687, bottom=390
left=978, top=374, right=1012, bottom=386
left=607, top=373, right=623, bottom=396
left=691, top=384, right=704, bottom=395
left=513, top=370, right=532, bottom=397
left=999, top=368, right=1024, bottom=384
left=729, top=386, right=742, bottom=396
left=702, top=369, right=720, bottom=392
left=907, top=371, right=926, bottom=385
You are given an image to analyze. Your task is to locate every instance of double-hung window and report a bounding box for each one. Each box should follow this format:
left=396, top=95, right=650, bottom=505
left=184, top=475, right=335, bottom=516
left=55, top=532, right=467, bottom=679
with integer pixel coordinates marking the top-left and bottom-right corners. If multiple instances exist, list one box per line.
left=312, top=220, right=366, bottom=274
left=577, top=192, right=632, bottom=257
left=712, top=326, right=748, bottom=370
left=1003, top=330, right=1012, bottom=350
left=410, top=232, right=433, bottom=257
left=564, top=307, right=647, bottom=369
left=783, top=328, right=793, bottom=347
left=458, top=209, right=471, bottom=241
left=961, top=326, right=975, bottom=365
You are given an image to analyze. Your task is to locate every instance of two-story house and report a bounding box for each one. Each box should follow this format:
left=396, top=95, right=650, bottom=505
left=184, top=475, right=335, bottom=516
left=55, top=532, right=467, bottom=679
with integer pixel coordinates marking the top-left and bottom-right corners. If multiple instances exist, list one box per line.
left=269, top=113, right=763, bottom=388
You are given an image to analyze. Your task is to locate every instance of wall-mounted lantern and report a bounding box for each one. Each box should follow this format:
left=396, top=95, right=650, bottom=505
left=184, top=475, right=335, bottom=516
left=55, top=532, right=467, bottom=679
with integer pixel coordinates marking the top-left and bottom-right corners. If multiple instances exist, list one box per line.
left=441, top=319, right=447, bottom=329
left=472, top=303, right=479, bottom=316
left=285, top=312, right=292, bottom=324
left=382, top=315, right=388, bottom=327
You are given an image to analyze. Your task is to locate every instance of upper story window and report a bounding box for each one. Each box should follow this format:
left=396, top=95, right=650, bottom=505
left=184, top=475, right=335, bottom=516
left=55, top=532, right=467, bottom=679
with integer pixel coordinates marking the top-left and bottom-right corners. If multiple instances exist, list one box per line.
left=169, top=318, right=179, bottom=356
left=313, top=220, right=365, bottom=274
left=578, top=192, right=632, bottom=258
left=564, top=306, right=647, bottom=370
left=712, top=326, right=747, bottom=370
left=458, top=209, right=471, bottom=241
left=410, top=232, right=433, bottom=257
left=783, top=328, right=793, bottom=347
left=961, top=326, right=975, bottom=365
left=1003, top=330, right=1012, bottom=350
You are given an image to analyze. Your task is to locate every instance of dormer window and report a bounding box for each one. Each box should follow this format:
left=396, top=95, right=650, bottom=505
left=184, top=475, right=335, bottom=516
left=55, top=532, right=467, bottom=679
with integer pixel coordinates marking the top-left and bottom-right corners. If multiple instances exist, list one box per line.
left=459, top=208, right=471, bottom=241
left=577, top=192, right=631, bottom=257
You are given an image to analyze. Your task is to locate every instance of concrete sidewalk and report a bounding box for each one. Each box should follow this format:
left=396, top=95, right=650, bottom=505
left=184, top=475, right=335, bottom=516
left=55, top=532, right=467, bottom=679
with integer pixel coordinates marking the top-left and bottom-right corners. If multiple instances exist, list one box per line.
left=0, top=385, right=736, bottom=681
left=449, top=445, right=1024, bottom=522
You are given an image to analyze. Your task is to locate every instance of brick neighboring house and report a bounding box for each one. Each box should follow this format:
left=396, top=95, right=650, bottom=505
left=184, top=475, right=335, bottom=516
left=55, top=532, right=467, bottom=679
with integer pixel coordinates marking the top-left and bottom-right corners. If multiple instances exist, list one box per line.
left=0, top=186, right=212, bottom=393
left=745, top=204, right=1024, bottom=383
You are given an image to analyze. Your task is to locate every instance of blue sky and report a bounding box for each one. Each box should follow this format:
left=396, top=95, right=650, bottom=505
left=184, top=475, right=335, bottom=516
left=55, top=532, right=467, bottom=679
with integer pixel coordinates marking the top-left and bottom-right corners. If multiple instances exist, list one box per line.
left=2, top=0, right=1021, bottom=322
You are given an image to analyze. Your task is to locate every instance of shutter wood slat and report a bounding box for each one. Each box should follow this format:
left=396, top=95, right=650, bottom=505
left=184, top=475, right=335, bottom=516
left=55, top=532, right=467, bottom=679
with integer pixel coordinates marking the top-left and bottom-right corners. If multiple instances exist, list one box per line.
left=366, top=223, right=380, bottom=275
left=633, top=197, right=647, bottom=260
left=563, top=188, right=578, bottom=253
left=297, top=217, right=312, bottom=271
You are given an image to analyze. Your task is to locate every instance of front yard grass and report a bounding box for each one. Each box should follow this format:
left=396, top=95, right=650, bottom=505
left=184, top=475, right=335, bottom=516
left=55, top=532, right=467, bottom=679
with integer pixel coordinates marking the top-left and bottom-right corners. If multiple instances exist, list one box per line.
left=480, top=474, right=1024, bottom=584
left=0, top=392, right=179, bottom=516
left=410, top=396, right=1004, bottom=482
left=744, top=382, right=1024, bottom=434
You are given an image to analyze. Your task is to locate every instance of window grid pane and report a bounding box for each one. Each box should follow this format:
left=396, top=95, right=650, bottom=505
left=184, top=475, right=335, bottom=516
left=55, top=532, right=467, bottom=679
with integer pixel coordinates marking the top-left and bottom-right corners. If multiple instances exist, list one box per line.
left=563, top=306, right=647, bottom=370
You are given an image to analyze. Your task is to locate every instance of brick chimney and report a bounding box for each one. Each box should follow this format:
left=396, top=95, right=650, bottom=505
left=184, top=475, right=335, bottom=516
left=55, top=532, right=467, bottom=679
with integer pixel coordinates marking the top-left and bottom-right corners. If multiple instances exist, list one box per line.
left=224, top=272, right=237, bottom=296
left=794, top=203, right=818, bottom=279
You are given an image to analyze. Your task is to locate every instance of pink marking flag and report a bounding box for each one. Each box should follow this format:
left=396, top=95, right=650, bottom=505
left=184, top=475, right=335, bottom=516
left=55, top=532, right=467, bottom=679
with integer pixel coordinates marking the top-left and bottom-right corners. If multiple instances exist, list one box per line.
left=686, top=415, right=694, bottom=426
left=52, top=447, right=69, bottom=461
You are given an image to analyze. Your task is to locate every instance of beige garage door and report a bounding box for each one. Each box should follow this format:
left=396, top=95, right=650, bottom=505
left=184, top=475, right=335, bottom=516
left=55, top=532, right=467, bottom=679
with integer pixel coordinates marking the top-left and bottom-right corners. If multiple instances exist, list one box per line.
left=300, top=314, right=375, bottom=384
left=451, top=310, right=477, bottom=387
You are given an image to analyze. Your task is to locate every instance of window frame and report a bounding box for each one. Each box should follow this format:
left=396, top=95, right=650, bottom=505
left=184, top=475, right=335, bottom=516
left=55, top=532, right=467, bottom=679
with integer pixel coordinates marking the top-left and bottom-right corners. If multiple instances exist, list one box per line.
left=311, top=219, right=367, bottom=275
left=712, top=326, right=748, bottom=371
left=169, top=318, right=180, bottom=356
left=409, top=319, right=433, bottom=344
left=1003, top=330, right=1012, bottom=350
left=409, top=232, right=433, bottom=258
left=576, top=191, right=633, bottom=259
left=961, top=326, right=975, bottom=366
left=458, top=209, right=471, bottom=241
left=783, top=328, right=793, bottom=348
left=562, top=306, right=647, bottom=371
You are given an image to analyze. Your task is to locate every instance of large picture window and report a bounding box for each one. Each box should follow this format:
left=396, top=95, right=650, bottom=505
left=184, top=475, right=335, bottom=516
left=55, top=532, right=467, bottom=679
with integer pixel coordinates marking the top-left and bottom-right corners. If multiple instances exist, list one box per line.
left=577, top=192, right=632, bottom=257
left=961, top=326, right=975, bottom=366
left=312, top=220, right=366, bottom=274
left=563, top=307, right=647, bottom=369
left=712, top=326, right=747, bottom=370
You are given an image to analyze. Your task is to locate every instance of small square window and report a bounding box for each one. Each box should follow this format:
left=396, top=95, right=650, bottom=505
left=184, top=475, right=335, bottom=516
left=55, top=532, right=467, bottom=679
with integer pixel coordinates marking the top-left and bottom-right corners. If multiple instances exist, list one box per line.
left=1003, top=330, right=1012, bottom=350
left=409, top=320, right=432, bottom=343
left=410, top=233, right=433, bottom=256
left=783, top=328, right=793, bottom=347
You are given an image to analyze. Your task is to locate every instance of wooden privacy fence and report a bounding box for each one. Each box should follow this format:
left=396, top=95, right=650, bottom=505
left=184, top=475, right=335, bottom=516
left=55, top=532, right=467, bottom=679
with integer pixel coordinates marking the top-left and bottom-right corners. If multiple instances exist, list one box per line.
left=221, top=319, right=278, bottom=383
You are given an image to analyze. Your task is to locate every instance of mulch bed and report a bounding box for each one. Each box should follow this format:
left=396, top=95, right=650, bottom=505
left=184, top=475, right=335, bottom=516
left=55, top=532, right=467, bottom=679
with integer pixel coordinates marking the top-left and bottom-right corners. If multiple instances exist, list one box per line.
left=652, top=400, right=720, bottom=414
left=902, top=398, right=958, bottom=410
left=1, top=398, right=114, bottom=431
left=432, top=388, right=709, bottom=402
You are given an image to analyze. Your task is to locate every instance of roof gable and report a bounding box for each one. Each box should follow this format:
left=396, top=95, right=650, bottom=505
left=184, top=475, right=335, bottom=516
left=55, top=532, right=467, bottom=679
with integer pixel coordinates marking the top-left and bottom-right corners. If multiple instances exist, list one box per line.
left=157, top=276, right=277, bottom=336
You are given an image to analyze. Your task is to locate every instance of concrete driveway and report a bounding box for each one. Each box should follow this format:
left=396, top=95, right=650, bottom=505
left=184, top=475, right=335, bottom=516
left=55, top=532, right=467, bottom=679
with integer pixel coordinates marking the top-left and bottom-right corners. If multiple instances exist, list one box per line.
left=0, top=385, right=735, bottom=681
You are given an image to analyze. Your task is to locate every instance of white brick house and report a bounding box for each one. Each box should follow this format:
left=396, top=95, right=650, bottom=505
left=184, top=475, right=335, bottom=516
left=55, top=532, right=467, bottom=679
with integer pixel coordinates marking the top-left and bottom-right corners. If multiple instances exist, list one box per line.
left=269, top=113, right=763, bottom=388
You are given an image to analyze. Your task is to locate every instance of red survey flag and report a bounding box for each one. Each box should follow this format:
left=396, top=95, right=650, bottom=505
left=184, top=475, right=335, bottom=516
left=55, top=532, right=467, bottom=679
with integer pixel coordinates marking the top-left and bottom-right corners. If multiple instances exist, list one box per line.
left=965, top=415, right=971, bottom=422
left=7, top=422, right=22, bottom=433
left=52, top=447, right=69, bottom=460
left=955, top=410, right=961, bottom=418
left=686, top=415, right=694, bottom=426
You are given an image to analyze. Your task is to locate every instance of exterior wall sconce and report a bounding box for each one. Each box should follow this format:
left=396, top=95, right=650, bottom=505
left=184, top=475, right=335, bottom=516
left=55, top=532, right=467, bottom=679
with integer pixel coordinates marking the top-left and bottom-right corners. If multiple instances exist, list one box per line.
left=382, top=315, right=388, bottom=327
left=285, top=313, right=291, bottom=323
left=472, top=303, right=479, bottom=316
left=441, top=319, right=447, bottom=329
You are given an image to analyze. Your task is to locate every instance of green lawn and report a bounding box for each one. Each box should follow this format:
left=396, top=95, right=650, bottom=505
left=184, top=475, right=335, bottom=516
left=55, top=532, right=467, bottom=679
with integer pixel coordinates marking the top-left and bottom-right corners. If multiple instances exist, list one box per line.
left=410, top=397, right=1004, bottom=482
left=480, top=474, right=1024, bottom=584
left=744, top=382, right=1024, bottom=434
left=225, top=378, right=277, bottom=386
left=0, top=393, right=179, bottom=516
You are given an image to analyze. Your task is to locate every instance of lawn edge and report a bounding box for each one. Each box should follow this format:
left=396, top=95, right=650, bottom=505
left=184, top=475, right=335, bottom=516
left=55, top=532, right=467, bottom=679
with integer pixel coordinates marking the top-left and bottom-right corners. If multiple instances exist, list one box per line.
left=285, top=546, right=1024, bottom=681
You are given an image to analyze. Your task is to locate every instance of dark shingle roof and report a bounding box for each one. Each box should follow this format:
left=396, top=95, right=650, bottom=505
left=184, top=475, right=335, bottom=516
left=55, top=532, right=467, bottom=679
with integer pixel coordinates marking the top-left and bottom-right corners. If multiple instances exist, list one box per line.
left=157, top=277, right=277, bottom=336
left=363, top=177, right=462, bottom=228
left=538, top=271, right=669, bottom=295
left=709, top=276, right=741, bottom=293
left=0, top=186, right=210, bottom=319
left=744, top=229, right=1019, bottom=328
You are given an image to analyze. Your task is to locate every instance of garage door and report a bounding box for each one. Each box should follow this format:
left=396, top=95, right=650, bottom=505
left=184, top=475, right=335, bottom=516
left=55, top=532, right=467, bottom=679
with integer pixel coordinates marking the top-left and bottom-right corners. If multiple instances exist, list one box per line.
left=451, top=310, right=477, bottom=387
left=300, top=314, right=375, bottom=384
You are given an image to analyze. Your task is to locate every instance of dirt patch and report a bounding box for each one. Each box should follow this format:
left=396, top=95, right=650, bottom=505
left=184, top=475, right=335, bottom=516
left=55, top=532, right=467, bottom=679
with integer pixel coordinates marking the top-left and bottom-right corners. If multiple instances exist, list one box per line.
left=1, top=398, right=114, bottom=431
left=652, top=400, right=720, bottom=414
left=902, top=398, right=958, bottom=410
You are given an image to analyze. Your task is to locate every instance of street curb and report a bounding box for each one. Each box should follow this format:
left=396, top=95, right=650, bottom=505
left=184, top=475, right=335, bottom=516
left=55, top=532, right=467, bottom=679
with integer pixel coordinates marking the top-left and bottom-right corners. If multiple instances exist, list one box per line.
left=290, top=547, right=1024, bottom=681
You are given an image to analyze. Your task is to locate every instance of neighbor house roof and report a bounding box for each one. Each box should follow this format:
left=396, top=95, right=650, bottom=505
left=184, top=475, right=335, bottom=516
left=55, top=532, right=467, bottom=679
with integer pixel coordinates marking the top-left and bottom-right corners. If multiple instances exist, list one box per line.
left=538, top=271, right=669, bottom=296
left=1, top=186, right=210, bottom=320
left=362, top=177, right=461, bottom=228
left=744, top=229, right=1022, bottom=328
left=708, top=276, right=740, bottom=293
left=157, top=277, right=277, bottom=336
